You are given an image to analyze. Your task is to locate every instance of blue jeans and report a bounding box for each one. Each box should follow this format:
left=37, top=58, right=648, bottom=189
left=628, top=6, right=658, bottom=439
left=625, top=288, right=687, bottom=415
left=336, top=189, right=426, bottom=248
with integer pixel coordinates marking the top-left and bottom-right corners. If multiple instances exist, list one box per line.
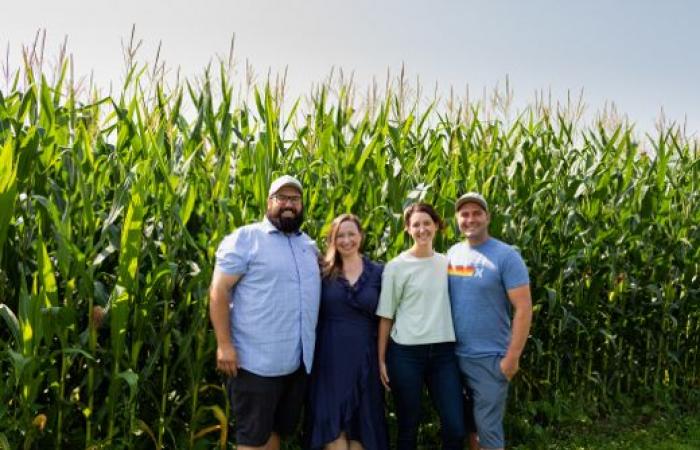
left=387, top=340, right=466, bottom=450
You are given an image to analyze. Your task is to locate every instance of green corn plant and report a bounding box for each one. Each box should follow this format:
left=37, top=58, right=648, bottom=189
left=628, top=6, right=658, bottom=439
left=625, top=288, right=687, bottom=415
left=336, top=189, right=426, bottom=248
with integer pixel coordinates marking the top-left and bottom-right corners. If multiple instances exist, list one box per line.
left=0, top=45, right=698, bottom=449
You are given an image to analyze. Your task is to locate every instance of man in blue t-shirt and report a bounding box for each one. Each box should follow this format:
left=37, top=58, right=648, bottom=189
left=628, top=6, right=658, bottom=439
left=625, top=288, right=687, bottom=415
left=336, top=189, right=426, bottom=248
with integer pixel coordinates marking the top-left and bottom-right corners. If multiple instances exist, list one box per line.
left=447, top=193, right=533, bottom=450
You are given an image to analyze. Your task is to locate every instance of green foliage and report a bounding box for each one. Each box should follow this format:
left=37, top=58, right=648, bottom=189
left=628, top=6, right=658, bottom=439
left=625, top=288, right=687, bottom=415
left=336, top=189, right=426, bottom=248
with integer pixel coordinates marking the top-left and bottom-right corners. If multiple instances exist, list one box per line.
left=0, top=55, right=698, bottom=449
left=512, top=404, right=700, bottom=449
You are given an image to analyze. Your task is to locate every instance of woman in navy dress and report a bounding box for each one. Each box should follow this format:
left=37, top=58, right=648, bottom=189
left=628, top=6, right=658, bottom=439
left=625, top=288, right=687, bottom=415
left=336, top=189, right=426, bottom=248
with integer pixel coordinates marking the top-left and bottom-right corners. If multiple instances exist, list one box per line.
left=306, top=214, right=389, bottom=450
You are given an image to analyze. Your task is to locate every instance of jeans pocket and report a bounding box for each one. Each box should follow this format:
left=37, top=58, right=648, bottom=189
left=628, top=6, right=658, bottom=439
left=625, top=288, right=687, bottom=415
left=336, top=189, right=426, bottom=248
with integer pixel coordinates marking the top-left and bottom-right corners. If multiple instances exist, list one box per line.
left=493, top=357, right=509, bottom=383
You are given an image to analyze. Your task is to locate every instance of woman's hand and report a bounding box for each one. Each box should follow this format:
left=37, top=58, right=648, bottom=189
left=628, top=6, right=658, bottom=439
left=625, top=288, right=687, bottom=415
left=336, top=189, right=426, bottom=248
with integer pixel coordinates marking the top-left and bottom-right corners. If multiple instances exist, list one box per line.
left=379, top=360, right=390, bottom=391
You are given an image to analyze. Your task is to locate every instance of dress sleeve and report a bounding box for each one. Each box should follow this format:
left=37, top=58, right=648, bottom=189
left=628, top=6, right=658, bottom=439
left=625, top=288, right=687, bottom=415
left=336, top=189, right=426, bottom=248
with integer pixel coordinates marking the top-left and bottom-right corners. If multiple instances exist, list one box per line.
left=351, top=260, right=384, bottom=315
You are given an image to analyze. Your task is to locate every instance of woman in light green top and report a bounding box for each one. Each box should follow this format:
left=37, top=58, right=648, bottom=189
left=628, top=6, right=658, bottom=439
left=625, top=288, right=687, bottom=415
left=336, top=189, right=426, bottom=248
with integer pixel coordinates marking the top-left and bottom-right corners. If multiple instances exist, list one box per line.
left=376, top=203, right=466, bottom=450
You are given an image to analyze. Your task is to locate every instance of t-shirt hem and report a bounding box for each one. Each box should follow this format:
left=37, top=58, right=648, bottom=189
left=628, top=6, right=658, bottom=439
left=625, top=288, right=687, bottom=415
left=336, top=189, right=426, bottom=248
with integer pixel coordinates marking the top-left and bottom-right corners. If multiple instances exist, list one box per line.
left=239, top=364, right=302, bottom=377
left=392, top=335, right=456, bottom=345
left=455, top=350, right=506, bottom=358
left=505, top=280, right=530, bottom=290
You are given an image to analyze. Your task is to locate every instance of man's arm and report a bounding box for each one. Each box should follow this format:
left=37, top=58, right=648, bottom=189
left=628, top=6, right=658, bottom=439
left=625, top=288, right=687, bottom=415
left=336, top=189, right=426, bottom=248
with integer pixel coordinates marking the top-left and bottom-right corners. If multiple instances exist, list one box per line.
left=500, top=284, right=533, bottom=380
left=209, top=270, right=242, bottom=377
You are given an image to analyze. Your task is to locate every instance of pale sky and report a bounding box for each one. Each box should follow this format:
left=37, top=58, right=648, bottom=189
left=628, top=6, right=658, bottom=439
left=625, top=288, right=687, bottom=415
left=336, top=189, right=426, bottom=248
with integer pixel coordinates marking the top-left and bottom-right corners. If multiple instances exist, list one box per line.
left=2, top=0, right=699, bottom=135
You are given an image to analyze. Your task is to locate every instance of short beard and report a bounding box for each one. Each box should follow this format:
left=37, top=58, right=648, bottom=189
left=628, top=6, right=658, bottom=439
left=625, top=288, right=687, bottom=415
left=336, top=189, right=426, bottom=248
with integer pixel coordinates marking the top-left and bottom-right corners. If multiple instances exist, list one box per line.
left=267, top=209, right=304, bottom=233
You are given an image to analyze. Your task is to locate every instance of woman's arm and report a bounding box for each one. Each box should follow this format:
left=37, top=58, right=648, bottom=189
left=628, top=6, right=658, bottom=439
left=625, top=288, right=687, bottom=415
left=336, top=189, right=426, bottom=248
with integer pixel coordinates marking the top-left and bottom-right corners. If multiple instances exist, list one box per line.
left=378, top=317, right=393, bottom=390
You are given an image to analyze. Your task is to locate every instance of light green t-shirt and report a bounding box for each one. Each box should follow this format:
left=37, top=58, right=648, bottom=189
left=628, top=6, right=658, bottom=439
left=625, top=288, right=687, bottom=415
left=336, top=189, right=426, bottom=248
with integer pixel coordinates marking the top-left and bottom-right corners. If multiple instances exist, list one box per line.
left=376, top=251, right=456, bottom=345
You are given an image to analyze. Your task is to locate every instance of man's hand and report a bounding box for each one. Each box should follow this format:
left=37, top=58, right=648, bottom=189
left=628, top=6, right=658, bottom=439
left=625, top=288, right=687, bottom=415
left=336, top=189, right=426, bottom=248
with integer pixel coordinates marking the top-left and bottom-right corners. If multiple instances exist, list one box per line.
left=499, top=354, right=520, bottom=381
left=209, top=270, right=242, bottom=378
left=217, top=343, right=239, bottom=377
left=501, top=284, right=532, bottom=382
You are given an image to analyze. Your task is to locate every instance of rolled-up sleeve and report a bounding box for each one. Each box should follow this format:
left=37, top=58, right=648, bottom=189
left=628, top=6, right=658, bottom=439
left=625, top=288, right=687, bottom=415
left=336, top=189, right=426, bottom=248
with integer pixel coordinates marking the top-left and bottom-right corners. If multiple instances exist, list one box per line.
left=215, top=230, right=250, bottom=275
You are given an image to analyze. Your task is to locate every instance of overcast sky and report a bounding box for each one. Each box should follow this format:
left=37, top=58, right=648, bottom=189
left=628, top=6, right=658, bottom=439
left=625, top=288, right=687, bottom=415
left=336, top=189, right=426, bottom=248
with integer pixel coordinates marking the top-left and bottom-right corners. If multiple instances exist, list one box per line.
left=2, top=0, right=699, bottom=135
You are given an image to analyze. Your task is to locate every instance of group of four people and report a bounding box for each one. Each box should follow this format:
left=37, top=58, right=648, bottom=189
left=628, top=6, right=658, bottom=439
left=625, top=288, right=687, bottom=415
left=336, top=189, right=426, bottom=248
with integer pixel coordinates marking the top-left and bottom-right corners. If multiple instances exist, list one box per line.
left=209, top=175, right=532, bottom=450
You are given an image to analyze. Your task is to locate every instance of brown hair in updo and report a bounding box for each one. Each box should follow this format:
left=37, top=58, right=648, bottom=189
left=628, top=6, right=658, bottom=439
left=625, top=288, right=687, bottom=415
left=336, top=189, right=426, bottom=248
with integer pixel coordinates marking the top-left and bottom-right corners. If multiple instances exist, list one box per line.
left=402, top=202, right=445, bottom=230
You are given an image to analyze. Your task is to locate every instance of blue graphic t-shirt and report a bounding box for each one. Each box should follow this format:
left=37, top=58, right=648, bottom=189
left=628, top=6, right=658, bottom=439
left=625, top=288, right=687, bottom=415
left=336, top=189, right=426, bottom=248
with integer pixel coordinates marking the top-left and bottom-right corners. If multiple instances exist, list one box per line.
left=447, top=238, right=529, bottom=358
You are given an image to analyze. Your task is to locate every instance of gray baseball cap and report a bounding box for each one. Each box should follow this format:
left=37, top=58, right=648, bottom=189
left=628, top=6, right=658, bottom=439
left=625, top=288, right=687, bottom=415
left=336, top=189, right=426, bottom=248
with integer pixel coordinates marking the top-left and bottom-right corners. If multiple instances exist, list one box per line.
left=455, top=192, right=488, bottom=212
left=269, top=175, right=303, bottom=197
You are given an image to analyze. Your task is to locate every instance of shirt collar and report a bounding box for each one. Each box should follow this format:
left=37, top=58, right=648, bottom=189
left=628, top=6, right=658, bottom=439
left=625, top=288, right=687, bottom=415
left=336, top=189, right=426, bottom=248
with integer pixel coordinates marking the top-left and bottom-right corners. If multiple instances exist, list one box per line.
left=261, top=216, right=302, bottom=236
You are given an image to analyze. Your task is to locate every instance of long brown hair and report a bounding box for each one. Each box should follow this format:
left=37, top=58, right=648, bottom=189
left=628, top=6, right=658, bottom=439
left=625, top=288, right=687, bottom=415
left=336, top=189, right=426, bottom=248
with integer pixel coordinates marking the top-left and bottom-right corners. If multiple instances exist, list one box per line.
left=322, top=213, right=363, bottom=278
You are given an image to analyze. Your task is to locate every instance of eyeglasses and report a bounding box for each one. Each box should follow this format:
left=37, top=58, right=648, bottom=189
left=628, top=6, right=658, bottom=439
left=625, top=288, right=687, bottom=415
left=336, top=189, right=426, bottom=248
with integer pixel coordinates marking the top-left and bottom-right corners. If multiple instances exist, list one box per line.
left=271, top=194, right=302, bottom=205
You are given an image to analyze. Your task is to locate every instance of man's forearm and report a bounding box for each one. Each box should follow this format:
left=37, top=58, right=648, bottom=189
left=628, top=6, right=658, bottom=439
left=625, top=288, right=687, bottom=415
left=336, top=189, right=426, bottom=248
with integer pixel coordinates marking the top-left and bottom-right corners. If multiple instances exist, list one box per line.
left=209, top=285, right=233, bottom=347
left=506, top=302, right=532, bottom=359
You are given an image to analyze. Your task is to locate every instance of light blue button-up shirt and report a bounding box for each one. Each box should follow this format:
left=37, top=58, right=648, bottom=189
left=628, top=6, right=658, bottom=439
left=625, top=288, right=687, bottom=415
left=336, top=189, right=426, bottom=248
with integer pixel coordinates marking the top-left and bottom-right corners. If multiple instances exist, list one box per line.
left=215, top=218, right=321, bottom=376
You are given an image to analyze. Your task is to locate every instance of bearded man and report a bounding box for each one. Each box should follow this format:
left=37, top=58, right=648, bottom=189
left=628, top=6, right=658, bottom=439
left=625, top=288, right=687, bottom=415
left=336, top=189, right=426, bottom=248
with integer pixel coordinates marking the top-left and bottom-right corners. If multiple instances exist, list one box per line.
left=209, top=175, right=321, bottom=450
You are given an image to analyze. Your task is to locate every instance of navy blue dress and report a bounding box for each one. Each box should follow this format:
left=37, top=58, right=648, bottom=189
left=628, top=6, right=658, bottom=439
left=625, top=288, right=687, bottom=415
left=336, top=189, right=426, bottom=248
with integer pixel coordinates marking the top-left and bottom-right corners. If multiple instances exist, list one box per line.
left=306, top=257, right=389, bottom=450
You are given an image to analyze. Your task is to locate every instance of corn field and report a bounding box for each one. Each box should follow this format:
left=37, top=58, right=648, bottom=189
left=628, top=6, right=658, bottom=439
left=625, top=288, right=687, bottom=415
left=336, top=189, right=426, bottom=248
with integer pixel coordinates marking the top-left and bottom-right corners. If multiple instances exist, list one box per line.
left=0, top=50, right=698, bottom=449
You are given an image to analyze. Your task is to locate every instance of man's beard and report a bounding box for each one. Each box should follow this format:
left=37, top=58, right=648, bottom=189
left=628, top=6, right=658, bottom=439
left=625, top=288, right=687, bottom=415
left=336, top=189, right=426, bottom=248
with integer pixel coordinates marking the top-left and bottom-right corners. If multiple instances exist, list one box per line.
left=267, top=208, right=304, bottom=233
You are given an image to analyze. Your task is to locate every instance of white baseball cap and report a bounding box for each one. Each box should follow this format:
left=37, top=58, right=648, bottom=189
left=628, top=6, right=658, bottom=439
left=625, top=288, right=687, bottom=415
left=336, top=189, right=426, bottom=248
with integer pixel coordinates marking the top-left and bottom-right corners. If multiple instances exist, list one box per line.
left=269, top=175, right=303, bottom=197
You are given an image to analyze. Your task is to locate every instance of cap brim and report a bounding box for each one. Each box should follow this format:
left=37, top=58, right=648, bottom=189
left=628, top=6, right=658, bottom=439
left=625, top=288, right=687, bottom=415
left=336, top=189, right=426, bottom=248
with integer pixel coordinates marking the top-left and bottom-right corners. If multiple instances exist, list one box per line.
left=455, top=198, right=487, bottom=212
